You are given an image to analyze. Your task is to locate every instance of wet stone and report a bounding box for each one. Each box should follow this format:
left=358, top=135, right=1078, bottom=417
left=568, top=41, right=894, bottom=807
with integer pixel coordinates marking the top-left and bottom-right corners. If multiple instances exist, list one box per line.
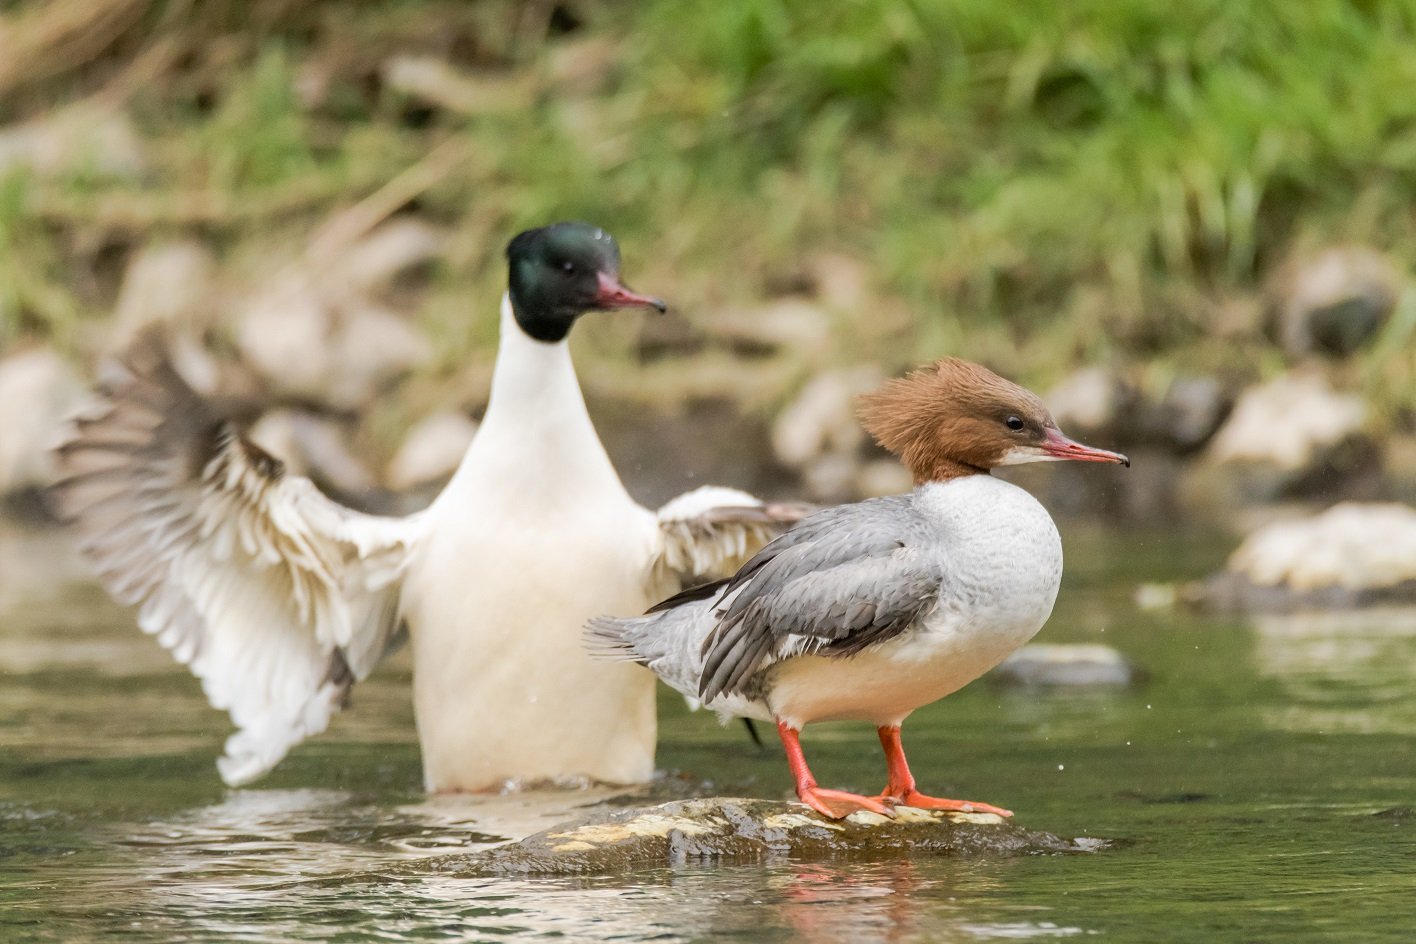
left=1206, top=371, right=1367, bottom=473
left=109, top=239, right=217, bottom=345
left=413, top=797, right=1096, bottom=876
left=990, top=644, right=1143, bottom=689
left=771, top=366, right=889, bottom=502
left=771, top=366, right=883, bottom=469
left=1196, top=502, right=1416, bottom=611
left=247, top=410, right=379, bottom=501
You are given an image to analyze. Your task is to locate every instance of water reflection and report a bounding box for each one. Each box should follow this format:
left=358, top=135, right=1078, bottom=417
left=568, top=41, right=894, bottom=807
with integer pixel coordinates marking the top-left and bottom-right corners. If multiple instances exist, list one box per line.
left=73, top=789, right=1100, bottom=943
left=773, top=861, right=923, bottom=943
left=98, top=785, right=661, bottom=942
left=4, top=521, right=1414, bottom=942
left=1251, top=608, right=1416, bottom=735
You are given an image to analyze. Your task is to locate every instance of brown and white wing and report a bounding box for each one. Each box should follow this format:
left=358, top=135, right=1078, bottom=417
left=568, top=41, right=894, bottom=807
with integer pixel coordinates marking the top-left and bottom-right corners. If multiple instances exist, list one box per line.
left=652, top=485, right=810, bottom=586
left=49, top=335, right=425, bottom=786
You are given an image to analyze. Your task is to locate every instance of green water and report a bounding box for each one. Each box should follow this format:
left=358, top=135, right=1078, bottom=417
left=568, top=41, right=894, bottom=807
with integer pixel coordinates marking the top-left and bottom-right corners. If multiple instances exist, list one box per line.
left=1, top=520, right=1413, bottom=942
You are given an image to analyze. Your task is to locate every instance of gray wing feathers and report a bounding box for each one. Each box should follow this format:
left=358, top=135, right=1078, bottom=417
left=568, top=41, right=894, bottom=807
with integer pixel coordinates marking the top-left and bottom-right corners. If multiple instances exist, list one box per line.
left=697, top=497, right=942, bottom=702
left=50, top=333, right=421, bottom=785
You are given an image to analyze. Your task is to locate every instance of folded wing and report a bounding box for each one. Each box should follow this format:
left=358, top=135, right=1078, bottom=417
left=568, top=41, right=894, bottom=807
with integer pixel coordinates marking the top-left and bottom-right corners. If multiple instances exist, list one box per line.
left=49, top=334, right=424, bottom=785
left=696, top=497, right=943, bottom=701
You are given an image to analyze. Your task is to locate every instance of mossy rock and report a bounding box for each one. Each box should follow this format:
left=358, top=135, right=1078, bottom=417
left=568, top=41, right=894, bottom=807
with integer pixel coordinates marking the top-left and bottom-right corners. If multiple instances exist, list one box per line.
left=413, top=797, right=1102, bottom=876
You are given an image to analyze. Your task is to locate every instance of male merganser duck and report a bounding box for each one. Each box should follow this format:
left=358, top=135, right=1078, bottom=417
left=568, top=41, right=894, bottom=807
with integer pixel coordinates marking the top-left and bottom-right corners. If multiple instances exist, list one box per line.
left=52, top=222, right=799, bottom=792
left=586, top=357, right=1128, bottom=819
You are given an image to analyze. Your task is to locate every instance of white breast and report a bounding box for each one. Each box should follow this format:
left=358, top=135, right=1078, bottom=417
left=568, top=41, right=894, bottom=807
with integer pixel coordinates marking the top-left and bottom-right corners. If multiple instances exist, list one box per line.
left=397, top=296, right=665, bottom=791
left=766, top=475, right=1063, bottom=728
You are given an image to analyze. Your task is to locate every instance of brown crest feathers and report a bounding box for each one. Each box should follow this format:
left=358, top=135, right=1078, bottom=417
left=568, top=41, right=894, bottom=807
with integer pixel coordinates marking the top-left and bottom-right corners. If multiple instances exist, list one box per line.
left=856, top=358, right=1052, bottom=484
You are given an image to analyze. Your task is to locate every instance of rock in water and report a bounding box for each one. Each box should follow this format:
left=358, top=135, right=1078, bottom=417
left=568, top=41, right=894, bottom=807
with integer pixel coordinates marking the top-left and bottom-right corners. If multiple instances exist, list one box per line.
left=246, top=409, right=379, bottom=501
left=991, top=644, right=1143, bottom=689
left=1045, top=367, right=1134, bottom=440
left=1147, top=376, right=1231, bottom=454
left=415, top=797, right=1098, bottom=876
left=1206, top=372, right=1367, bottom=473
left=1199, top=502, right=1416, bottom=611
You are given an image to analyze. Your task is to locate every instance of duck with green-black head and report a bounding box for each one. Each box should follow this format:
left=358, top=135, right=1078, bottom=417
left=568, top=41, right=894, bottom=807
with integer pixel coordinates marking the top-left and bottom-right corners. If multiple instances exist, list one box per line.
left=53, top=222, right=801, bottom=792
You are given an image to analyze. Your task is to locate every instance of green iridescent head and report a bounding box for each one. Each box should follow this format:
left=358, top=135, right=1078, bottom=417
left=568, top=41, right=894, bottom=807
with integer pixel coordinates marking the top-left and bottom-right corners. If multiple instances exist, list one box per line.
left=505, top=222, right=666, bottom=343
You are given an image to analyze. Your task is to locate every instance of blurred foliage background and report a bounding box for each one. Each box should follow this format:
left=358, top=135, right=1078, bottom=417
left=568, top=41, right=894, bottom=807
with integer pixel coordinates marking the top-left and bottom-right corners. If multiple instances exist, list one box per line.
left=1, top=0, right=1415, bottom=419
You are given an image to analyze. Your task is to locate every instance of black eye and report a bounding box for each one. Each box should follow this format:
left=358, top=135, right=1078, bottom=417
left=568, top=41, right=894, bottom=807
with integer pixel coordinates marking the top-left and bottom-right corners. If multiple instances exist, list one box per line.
left=1005, top=416, right=1025, bottom=431
left=560, top=260, right=576, bottom=274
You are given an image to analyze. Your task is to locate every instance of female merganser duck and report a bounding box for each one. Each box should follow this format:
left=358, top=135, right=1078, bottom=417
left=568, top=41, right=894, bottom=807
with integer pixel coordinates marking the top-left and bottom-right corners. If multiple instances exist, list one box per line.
left=52, top=222, right=799, bottom=792
left=586, top=357, right=1128, bottom=819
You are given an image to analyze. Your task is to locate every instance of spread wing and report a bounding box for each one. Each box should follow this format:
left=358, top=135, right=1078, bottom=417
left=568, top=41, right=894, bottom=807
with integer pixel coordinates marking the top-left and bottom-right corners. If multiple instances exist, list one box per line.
left=696, top=497, right=943, bottom=702
left=49, top=333, right=425, bottom=786
left=652, top=485, right=810, bottom=585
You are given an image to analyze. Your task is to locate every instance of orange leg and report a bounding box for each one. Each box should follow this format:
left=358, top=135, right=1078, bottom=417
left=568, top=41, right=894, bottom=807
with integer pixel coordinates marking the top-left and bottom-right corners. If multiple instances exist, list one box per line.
left=777, top=721, right=894, bottom=819
left=874, top=725, right=1013, bottom=818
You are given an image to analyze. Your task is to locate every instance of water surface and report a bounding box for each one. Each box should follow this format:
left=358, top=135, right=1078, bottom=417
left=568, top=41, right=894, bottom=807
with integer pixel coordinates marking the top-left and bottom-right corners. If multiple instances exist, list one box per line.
left=1, top=519, right=1412, bottom=942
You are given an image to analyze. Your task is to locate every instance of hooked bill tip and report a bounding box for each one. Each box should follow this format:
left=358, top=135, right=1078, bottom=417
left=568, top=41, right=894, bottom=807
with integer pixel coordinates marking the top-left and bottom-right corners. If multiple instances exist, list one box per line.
left=595, top=271, right=666, bottom=312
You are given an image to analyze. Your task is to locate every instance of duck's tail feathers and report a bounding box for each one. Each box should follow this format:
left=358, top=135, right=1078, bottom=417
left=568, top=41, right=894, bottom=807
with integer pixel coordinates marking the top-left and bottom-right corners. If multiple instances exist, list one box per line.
left=584, top=594, right=725, bottom=704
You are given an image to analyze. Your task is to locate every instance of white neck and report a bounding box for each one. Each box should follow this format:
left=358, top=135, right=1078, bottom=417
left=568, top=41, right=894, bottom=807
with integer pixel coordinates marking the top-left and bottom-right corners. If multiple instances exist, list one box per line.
left=438, top=294, right=630, bottom=507
left=484, top=293, right=586, bottom=421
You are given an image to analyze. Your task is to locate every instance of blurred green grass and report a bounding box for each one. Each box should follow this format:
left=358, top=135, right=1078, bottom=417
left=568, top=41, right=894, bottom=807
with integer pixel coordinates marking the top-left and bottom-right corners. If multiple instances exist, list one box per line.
left=1, top=0, right=1415, bottom=411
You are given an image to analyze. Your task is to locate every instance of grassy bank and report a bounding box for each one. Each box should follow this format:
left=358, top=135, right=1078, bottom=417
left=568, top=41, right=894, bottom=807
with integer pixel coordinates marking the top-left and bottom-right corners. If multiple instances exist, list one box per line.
left=2, top=0, right=1415, bottom=415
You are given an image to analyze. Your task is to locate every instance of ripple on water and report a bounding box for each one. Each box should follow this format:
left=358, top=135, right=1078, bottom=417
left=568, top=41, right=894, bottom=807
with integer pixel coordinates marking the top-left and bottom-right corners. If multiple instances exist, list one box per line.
left=3, top=522, right=1415, bottom=942
left=1253, top=608, right=1416, bottom=735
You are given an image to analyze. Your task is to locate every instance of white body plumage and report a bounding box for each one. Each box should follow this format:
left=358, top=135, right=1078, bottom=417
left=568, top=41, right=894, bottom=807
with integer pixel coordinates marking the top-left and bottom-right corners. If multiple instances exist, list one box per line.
left=402, top=297, right=671, bottom=789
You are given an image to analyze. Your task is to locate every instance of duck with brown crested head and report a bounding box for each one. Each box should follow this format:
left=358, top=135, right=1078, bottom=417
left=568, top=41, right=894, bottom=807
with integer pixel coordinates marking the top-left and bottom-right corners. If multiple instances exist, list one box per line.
left=586, top=357, right=1128, bottom=819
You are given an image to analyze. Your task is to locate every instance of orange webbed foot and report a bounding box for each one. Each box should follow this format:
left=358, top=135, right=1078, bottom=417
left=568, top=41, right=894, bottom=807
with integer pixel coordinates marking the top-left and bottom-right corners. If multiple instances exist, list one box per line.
left=881, top=790, right=1013, bottom=818
left=798, top=786, right=896, bottom=820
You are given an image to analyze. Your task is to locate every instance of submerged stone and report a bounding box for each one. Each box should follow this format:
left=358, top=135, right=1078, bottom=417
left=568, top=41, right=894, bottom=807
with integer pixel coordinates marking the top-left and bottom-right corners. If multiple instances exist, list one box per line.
left=414, top=797, right=1096, bottom=876
left=990, top=644, right=1143, bottom=689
